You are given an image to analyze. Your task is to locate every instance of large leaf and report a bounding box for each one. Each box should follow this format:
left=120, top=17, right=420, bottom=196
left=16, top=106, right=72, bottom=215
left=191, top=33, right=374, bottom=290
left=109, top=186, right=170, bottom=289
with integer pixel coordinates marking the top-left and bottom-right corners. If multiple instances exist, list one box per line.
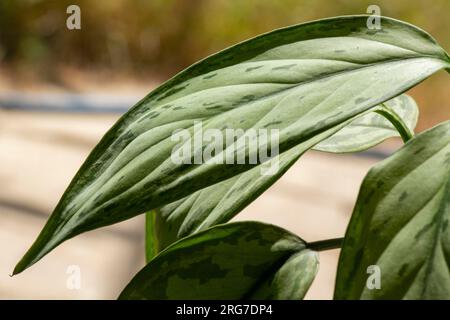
left=314, top=94, right=418, bottom=152
left=147, top=119, right=355, bottom=254
left=121, top=221, right=319, bottom=299
left=146, top=94, right=419, bottom=256
left=334, top=121, right=450, bottom=299
left=14, top=15, right=450, bottom=274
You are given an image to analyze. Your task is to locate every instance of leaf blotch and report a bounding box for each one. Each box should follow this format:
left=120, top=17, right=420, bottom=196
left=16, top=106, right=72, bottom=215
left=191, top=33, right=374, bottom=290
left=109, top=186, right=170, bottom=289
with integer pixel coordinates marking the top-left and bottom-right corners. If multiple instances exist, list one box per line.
left=272, top=64, right=297, bottom=70
left=398, top=263, right=408, bottom=276
left=263, top=121, right=283, bottom=128
left=414, top=221, right=435, bottom=240
left=206, top=104, right=225, bottom=110
left=203, top=73, right=217, bottom=79
left=442, top=219, right=448, bottom=232
left=245, top=65, right=263, bottom=72
left=156, top=85, right=188, bottom=101
left=354, top=97, right=370, bottom=104
left=399, top=191, right=408, bottom=202
left=413, top=146, right=426, bottom=155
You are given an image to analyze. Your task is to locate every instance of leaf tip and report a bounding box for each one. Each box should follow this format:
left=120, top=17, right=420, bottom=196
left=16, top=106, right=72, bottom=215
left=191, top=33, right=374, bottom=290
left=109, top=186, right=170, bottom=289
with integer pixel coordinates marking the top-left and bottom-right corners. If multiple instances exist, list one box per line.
left=12, top=257, right=29, bottom=276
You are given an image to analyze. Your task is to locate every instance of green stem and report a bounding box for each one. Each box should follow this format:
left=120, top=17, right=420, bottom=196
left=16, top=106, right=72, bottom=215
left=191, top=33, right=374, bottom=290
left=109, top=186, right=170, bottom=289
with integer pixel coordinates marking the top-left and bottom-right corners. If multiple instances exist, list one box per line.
left=145, top=210, right=158, bottom=263
left=308, top=237, right=344, bottom=251
left=375, top=104, right=414, bottom=143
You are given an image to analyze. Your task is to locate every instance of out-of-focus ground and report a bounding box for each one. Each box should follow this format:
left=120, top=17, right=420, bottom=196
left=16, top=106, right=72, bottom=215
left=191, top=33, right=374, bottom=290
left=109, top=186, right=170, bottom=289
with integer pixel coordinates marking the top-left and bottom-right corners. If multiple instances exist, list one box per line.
left=1, top=0, right=449, bottom=300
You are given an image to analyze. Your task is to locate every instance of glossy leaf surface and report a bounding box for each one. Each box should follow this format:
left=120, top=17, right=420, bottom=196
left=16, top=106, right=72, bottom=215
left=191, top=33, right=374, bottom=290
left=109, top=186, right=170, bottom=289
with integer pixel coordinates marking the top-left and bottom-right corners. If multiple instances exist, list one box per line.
left=121, top=221, right=319, bottom=300
left=15, top=16, right=450, bottom=274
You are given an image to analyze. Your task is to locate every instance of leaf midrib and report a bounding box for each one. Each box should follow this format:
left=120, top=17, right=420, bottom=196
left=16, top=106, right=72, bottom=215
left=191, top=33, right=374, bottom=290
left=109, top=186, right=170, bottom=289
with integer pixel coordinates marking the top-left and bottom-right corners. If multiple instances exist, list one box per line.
left=63, top=56, right=442, bottom=230
left=55, top=56, right=448, bottom=249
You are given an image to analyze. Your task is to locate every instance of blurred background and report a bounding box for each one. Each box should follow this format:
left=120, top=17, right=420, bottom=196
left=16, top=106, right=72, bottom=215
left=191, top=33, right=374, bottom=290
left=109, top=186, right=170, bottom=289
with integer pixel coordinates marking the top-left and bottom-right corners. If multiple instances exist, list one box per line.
left=0, top=0, right=449, bottom=299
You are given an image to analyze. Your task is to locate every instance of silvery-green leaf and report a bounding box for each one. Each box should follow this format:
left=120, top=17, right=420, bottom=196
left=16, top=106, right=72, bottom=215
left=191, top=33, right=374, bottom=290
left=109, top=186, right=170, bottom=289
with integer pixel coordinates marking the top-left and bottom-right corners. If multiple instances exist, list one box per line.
left=334, top=121, right=450, bottom=299
left=14, top=15, right=450, bottom=274
left=146, top=95, right=417, bottom=256
left=148, top=120, right=355, bottom=254
left=121, top=221, right=319, bottom=300
left=314, top=94, right=418, bottom=153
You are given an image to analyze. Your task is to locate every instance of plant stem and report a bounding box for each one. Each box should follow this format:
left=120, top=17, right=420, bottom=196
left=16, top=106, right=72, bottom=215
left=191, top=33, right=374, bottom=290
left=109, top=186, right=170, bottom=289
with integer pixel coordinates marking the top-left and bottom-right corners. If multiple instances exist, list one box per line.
left=145, top=210, right=158, bottom=263
left=375, top=104, right=414, bottom=143
left=308, top=237, right=344, bottom=251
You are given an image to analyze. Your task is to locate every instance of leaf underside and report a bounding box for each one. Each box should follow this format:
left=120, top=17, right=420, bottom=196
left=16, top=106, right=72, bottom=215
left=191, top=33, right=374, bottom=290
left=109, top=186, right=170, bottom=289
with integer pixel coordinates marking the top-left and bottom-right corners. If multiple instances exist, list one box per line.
left=314, top=94, right=418, bottom=152
left=334, top=121, right=450, bottom=299
left=14, top=15, right=450, bottom=274
left=120, top=221, right=319, bottom=300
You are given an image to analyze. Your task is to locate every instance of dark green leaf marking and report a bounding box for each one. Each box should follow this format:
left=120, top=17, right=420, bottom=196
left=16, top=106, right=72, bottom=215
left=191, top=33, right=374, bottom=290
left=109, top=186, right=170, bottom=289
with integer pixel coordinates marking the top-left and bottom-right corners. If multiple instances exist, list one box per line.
left=120, top=221, right=319, bottom=300
left=14, top=15, right=450, bottom=274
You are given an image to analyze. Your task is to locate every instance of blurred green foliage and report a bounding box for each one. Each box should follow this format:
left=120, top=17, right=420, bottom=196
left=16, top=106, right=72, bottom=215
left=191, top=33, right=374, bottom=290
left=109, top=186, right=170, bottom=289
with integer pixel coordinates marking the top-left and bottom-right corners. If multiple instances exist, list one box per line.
left=1, top=0, right=449, bottom=77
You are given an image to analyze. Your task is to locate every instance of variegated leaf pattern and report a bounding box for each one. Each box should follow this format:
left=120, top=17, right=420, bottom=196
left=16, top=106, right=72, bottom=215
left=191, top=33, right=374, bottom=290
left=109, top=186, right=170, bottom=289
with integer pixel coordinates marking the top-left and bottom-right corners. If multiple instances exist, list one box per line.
left=15, top=15, right=450, bottom=274
left=335, top=121, right=450, bottom=299
left=121, top=221, right=319, bottom=300
left=145, top=94, right=418, bottom=257
left=147, top=119, right=354, bottom=255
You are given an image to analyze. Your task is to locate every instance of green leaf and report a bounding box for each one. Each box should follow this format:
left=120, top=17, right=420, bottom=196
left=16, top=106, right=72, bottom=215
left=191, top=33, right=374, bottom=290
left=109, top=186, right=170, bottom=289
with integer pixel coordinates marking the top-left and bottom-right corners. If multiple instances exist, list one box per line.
left=146, top=95, right=418, bottom=254
left=148, top=120, right=356, bottom=253
left=120, top=221, right=319, bottom=300
left=14, top=15, right=450, bottom=274
left=314, top=94, right=418, bottom=152
left=334, top=120, right=450, bottom=299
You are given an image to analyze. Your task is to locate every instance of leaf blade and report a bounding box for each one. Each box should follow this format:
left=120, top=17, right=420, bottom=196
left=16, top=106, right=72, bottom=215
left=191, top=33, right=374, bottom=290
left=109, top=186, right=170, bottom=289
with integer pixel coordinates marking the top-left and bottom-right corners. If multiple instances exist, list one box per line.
left=334, top=120, right=450, bottom=299
left=15, top=15, right=450, bottom=274
left=146, top=95, right=418, bottom=254
left=119, top=221, right=319, bottom=300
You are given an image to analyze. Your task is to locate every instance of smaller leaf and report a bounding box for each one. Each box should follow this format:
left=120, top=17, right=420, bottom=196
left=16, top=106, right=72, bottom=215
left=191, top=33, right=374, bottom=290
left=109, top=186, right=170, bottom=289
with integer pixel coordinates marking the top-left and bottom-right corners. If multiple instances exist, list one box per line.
left=120, top=221, right=319, bottom=300
left=249, top=250, right=320, bottom=299
left=314, top=94, right=418, bottom=153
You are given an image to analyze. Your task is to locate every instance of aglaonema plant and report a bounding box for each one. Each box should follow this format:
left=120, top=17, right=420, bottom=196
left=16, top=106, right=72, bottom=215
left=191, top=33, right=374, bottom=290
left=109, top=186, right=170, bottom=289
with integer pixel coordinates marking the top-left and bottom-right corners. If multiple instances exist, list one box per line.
left=12, top=15, right=450, bottom=299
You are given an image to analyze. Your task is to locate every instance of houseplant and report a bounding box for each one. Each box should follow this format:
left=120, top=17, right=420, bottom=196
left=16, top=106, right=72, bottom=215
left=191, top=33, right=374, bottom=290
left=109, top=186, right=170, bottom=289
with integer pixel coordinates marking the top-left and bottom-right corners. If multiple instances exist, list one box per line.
left=12, top=15, right=450, bottom=299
